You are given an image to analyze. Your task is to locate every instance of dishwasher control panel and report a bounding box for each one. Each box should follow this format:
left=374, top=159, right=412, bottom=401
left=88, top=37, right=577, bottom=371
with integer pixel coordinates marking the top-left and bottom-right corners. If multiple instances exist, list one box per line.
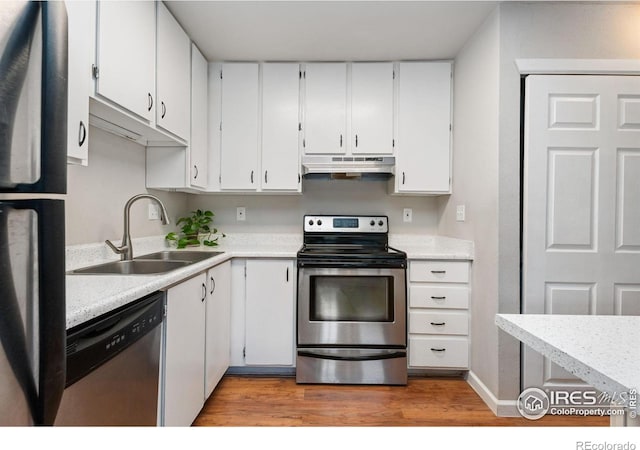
left=65, top=292, right=165, bottom=387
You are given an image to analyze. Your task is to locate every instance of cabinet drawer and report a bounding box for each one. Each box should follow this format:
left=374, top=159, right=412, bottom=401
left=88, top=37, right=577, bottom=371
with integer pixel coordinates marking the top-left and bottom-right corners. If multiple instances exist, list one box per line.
left=409, top=310, right=468, bottom=335
left=409, top=336, right=469, bottom=369
left=409, top=285, right=469, bottom=309
left=409, top=261, right=469, bottom=283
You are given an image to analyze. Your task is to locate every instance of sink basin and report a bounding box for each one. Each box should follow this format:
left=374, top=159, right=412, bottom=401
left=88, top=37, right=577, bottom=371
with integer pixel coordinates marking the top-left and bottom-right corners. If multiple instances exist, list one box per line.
left=70, top=259, right=192, bottom=275
left=135, top=250, right=223, bottom=262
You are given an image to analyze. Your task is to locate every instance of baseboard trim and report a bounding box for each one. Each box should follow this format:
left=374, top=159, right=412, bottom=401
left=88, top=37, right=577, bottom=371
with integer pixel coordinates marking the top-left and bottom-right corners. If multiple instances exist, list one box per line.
left=466, top=370, right=519, bottom=417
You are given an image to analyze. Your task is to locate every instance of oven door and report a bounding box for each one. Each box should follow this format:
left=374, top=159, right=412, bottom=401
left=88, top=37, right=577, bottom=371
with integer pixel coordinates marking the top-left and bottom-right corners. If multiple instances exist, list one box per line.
left=297, top=266, right=406, bottom=347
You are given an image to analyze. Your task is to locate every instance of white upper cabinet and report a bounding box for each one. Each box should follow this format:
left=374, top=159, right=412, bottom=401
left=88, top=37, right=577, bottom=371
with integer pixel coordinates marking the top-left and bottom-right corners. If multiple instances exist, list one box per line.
left=65, top=0, right=94, bottom=166
left=95, top=0, right=156, bottom=122
left=393, top=61, right=452, bottom=194
left=156, top=2, right=191, bottom=141
left=190, top=44, right=208, bottom=189
left=220, top=63, right=259, bottom=190
left=261, top=63, right=301, bottom=192
left=351, top=62, right=394, bottom=155
left=303, top=63, right=347, bottom=155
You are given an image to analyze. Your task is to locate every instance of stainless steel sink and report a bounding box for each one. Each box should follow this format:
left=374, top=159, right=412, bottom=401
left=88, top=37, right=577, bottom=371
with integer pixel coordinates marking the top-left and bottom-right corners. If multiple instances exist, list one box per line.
left=135, top=250, right=223, bottom=262
left=70, top=259, right=192, bottom=275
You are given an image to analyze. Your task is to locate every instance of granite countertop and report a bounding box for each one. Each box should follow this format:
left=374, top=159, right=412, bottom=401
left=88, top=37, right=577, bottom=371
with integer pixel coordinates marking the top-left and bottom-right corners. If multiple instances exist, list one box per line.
left=495, top=314, right=640, bottom=397
left=66, top=233, right=473, bottom=330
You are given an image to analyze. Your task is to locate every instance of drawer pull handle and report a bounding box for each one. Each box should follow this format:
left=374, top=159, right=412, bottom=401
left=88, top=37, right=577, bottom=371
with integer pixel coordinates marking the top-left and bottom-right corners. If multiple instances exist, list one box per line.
left=430, top=348, right=446, bottom=352
left=431, top=296, right=446, bottom=300
left=430, top=322, right=446, bottom=326
left=431, top=270, right=446, bottom=274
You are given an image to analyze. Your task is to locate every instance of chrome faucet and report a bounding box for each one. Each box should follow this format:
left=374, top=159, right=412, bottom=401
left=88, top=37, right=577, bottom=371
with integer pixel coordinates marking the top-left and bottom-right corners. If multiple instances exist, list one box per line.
left=106, top=194, right=170, bottom=261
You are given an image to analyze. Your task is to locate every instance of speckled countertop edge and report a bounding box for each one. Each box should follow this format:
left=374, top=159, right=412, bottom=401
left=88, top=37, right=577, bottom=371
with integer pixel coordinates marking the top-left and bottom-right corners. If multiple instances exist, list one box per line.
left=66, top=233, right=473, bottom=329
left=496, top=314, right=640, bottom=396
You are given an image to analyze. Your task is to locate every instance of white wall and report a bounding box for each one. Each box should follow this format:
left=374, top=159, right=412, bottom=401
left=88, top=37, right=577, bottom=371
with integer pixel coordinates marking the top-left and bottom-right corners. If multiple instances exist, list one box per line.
left=437, top=6, right=502, bottom=403
left=497, top=1, right=640, bottom=403
left=440, top=1, right=640, bottom=414
left=66, top=126, right=191, bottom=245
left=189, top=179, right=440, bottom=234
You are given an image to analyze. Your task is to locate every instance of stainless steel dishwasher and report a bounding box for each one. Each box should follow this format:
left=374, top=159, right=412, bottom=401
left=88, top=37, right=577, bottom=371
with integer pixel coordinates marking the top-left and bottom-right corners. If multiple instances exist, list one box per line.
left=55, top=292, right=164, bottom=426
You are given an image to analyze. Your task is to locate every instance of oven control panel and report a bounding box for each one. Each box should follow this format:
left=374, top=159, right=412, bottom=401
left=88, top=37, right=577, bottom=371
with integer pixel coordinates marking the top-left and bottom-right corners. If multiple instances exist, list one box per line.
left=304, top=215, right=388, bottom=233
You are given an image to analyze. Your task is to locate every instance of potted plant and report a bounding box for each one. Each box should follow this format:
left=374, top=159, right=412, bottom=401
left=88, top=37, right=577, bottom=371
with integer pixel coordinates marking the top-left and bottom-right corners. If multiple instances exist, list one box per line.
left=165, top=209, right=225, bottom=249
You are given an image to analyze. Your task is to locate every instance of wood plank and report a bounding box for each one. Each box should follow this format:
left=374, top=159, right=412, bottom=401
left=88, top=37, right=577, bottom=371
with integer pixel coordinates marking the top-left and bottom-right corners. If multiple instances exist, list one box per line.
left=192, top=376, right=608, bottom=427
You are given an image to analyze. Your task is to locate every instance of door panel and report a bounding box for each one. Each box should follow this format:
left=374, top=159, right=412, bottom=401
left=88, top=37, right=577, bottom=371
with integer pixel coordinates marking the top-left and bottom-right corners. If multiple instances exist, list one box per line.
left=523, top=75, right=640, bottom=391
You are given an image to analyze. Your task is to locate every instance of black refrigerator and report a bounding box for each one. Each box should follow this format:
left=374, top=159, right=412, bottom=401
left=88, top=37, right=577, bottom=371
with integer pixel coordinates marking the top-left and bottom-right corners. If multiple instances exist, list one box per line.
left=0, top=1, right=67, bottom=426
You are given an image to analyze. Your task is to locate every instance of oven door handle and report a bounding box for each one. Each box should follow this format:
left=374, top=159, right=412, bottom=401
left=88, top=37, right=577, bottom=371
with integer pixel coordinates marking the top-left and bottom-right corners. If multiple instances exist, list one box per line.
left=297, top=350, right=406, bottom=362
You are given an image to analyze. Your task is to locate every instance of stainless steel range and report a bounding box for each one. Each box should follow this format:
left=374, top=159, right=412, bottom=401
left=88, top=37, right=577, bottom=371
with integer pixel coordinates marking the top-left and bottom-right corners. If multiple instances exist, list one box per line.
left=296, top=215, right=407, bottom=385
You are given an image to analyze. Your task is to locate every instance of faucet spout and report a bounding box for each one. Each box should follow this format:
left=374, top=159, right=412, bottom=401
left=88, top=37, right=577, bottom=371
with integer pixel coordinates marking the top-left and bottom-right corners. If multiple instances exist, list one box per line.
left=105, top=194, right=171, bottom=260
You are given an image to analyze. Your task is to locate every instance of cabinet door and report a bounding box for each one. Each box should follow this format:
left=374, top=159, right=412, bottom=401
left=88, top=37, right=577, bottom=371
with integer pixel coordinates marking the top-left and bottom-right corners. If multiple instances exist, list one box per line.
left=303, top=63, right=347, bottom=154
left=190, top=44, right=208, bottom=189
left=96, top=0, right=155, bottom=122
left=220, top=63, right=259, bottom=190
left=205, top=262, right=231, bottom=398
left=245, top=260, right=295, bottom=365
left=156, top=2, right=191, bottom=141
left=261, top=63, right=301, bottom=191
left=164, top=274, right=206, bottom=426
left=395, top=62, right=452, bottom=193
left=351, top=62, right=394, bottom=155
left=65, top=0, right=94, bottom=166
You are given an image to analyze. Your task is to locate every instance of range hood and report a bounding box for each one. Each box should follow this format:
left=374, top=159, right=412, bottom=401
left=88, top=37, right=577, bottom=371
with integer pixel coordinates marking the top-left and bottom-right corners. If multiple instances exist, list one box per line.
left=302, top=156, right=395, bottom=179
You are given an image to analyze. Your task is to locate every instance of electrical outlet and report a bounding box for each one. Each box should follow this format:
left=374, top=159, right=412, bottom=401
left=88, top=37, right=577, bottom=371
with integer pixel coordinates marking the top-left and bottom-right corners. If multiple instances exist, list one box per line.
left=148, top=204, right=160, bottom=221
left=236, top=207, right=246, bottom=221
left=403, top=208, right=412, bottom=223
left=456, top=205, right=466, bottom=222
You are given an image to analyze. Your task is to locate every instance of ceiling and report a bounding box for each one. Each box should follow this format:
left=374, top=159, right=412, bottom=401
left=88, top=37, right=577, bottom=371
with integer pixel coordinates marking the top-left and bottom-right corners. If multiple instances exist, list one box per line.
left=165, top=1, right=499, bottom=62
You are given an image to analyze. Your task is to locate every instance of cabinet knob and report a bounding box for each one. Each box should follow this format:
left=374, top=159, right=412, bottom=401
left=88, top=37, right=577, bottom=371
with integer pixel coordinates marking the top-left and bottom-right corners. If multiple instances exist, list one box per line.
left=210, top=276, right=216, bottom=295
left=148, top=93, right=153, bottom=111
left=339, top=134, right=343, bottom=148
left=265, top=170, right=268, bottom=184
left=201, top=283, right=206, bottom=302
left=430, top=322, right=446, bottom=326
left=430, top=348, right=446, bottom=352
left=251, top=170, right=254, bottom=184
left=161, top=101, right=166, bottom=119
left=193, top=165, right=198, bottom=180
left=402, top=172, right=406, bottom=185
left=355, top=134, right=358, bottom=147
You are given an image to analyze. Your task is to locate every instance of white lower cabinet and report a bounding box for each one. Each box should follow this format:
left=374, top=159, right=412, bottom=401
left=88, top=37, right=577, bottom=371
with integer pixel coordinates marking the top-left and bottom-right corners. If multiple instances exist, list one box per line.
left=408, top=260, right=471, bottom=370
left=230, top=259, right=296, bottom=367
left=162, top=273, right=207, bottom=426
left=205, top=261, right=231, bottom=397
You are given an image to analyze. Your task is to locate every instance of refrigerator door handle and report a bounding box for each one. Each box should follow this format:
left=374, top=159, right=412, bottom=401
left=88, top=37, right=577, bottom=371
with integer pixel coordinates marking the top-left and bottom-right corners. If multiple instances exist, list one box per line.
left=0, top=204, right=39, bottom=422
left=0, top=200, right=66, bottom=425
left=32, top=200, right=66, bottom=425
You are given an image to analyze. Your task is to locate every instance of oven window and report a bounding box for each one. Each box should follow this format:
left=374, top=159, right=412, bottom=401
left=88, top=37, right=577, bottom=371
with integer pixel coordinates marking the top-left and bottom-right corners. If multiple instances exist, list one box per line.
left=309, top=276, right=394, bottom=322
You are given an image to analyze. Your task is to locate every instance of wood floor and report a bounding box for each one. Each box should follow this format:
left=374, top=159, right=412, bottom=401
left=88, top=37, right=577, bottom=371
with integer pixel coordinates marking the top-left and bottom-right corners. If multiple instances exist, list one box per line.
left=193, top=375, right=609, bottom=427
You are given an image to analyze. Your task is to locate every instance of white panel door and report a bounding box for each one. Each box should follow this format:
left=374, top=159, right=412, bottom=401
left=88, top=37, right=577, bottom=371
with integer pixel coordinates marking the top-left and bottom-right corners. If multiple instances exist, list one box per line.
left=220, top=63, right=259, bottom=190
left=351, top=62, right=394, bottom=155
left=245, top=260, right=295, bottom=366
left=261, top=63, right=301, bottom=191
left=96, top=0, right=155, bottom=121
left=395, top=62, right=452, bottom=193
left=523, top=75, right=640, bottom=391
left=303, top=63, right=347, bottom=154
left=156, top=2, right=191, bottom=141
left=164, top=274, right=206, bottom=426
left=190, top=44, right=208, bottom=189
left=205, top=262, right=231, bottom=398
left=65, top=0, right=93, bottom=166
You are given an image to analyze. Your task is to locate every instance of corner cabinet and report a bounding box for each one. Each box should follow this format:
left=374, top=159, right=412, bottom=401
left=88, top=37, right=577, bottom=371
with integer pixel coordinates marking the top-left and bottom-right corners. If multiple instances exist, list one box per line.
left=229, top=259, right=296, bottom=367
left=392, top=61, right=452, bottom=195
left=407, top=260, right=471, bottom=370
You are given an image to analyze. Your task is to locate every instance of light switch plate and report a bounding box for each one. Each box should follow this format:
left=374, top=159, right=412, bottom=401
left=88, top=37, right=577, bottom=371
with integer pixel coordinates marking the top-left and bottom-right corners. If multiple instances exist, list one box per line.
left=403, top=208, right=412, bottom=223
left=237, top=207, right=246, bottom=221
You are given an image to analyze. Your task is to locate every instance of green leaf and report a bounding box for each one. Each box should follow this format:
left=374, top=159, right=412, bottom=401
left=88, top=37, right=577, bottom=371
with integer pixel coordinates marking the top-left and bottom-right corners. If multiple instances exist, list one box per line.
left=204, top=211, right=214, bottom=217
left=203, top=240, right=218, bottom=247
